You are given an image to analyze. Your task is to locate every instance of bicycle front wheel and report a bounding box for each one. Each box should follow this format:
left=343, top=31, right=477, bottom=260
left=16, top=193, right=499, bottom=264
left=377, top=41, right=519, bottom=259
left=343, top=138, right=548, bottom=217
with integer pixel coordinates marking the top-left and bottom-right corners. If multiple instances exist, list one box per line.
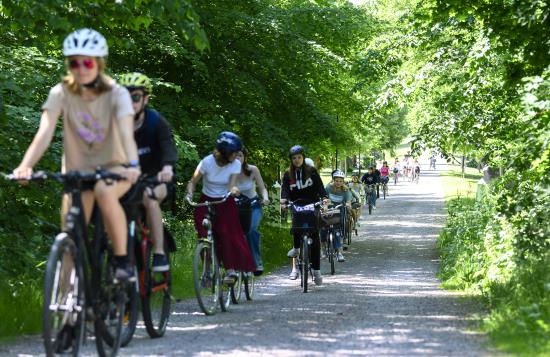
left=141, top=242, right=171, bottom=338
left=43, top=233, right=85, bottom=357
left=193, top=242, right=219, bottom=315
left=327, top=232, right=335, bottom=275
left=219, top=266, right=232, bottom=312
left=301, top=235, right=310, bottom=293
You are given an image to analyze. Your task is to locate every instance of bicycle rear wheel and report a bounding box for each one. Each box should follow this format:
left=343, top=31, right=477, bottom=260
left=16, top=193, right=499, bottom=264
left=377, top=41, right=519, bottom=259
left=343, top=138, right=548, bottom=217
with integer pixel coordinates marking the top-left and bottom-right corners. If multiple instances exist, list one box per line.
left=383, top=184, right=387, bottom=199
left=93, top=239, right=126, bottom=357
left=301, top=235, right=310, bottom=293
left=244, top=273, right=255, bottom=301
left=141, top=241, right=171, bottom=338
left=43, top=233, right=85, bottom=357
left=230, top=272, right=243, bottom=304
left=219, top=266, right=231, bottom=312
left=193, top=242, right=219, bottom=315
left=327, top=232, right=335, bottom=275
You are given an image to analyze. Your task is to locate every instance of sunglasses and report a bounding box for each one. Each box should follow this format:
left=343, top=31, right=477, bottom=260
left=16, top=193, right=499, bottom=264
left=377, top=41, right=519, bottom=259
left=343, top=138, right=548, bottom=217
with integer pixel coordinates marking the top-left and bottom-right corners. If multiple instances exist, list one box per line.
left=68, top=58, right=95, bottom=70
left=131, top=94, right=144, bottom=103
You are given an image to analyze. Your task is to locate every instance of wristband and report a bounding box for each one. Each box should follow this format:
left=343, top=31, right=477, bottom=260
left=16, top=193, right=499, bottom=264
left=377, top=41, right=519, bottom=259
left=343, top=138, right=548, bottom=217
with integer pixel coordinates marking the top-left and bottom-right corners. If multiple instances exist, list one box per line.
left=128, top=159, right=139, bottom=168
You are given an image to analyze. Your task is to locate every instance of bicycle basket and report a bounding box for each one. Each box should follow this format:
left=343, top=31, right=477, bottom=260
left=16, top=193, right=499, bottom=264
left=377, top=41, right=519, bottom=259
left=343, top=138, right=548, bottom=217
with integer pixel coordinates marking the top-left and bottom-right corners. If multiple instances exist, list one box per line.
left=320, top=208, right=341, bottom=227
left=291, top=205, right=319, bottom=232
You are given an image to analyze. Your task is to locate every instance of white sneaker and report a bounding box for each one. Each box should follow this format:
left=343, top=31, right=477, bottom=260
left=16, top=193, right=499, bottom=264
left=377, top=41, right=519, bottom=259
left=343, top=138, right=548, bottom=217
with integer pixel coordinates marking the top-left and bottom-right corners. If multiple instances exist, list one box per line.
left=337, top=251, right=345, bottom=262
left=287, top=248, right=300, bottom=258
left=289, top=269, right=299, bottom=280
left=373, top=206, right=377, bottom=210
left=313, top=270, right=323, bottom=285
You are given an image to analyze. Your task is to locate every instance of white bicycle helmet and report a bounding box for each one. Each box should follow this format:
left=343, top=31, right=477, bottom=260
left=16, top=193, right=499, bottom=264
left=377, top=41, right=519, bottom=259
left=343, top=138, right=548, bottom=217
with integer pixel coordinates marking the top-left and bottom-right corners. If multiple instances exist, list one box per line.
left=63, top=29, right=108, bottom=57
left=305, top=158, right=315, bottom=167
left=332, top=169, right=345, bottom=179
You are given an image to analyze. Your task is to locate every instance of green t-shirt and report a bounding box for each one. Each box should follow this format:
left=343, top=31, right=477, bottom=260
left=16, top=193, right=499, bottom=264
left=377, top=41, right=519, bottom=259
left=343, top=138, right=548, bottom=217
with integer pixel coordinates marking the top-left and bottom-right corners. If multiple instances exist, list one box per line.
left=325, top=183, right=352, bottom=204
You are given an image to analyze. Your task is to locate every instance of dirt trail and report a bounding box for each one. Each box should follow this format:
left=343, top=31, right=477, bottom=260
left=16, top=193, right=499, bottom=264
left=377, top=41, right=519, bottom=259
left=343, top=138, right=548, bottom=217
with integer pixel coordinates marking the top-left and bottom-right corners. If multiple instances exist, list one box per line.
left=2, top=165, right=496, bottom=356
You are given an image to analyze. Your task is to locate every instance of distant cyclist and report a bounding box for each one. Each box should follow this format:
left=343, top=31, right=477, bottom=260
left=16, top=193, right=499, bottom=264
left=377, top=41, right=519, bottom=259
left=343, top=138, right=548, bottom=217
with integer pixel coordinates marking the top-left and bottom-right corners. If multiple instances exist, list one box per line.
left=348, top=173, right=363, bottom=225
left=380, top=161, right=390, bottom=186
left=281, top=145, right=327, bottom=285
left=119, top=72, right=178, bottom=272
left=361, top=166, right=378, bottom=209
left=392, top=159, right=401, bottom=185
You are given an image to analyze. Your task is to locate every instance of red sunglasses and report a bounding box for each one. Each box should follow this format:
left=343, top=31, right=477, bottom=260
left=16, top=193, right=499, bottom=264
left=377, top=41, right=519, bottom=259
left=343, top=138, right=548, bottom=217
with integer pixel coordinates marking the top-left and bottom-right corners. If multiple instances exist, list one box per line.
left=68, top=58, right=95, bottom=70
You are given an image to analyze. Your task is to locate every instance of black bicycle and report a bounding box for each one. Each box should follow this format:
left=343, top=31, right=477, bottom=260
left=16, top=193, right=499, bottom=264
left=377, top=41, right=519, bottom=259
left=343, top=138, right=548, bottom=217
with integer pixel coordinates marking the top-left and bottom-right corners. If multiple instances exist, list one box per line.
left=320, top=204, right=343, bottom=275
left=287, top=200, right=322, bottom=293
left=9, top=170, right=129, bottom=357
left=365, top=184, right=376, bottom=215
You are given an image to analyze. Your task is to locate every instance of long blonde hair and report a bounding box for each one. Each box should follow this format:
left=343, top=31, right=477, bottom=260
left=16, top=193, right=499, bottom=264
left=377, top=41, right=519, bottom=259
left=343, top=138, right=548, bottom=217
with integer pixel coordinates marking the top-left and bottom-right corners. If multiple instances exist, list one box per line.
left=62, top=57, right=113, bottom=95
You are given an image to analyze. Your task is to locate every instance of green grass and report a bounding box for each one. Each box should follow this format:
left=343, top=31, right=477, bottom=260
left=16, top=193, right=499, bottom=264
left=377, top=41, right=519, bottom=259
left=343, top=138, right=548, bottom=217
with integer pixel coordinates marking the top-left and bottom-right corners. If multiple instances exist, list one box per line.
left=0, top=280, right=42, bottom=341
left=440, top=164, right=483, bottom=201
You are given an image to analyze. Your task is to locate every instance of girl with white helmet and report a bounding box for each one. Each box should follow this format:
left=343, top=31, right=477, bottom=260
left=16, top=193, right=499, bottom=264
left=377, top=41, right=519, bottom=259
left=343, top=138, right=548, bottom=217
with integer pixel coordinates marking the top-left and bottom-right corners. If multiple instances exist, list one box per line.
left=12, top=28, right=140, bottom=281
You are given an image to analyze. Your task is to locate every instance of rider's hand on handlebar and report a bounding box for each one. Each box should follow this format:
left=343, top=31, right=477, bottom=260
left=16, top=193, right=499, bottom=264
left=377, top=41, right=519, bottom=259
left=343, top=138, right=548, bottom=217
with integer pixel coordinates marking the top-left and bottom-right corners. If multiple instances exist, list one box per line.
left=12, top=166, right=33, bottom=184
left=262, top=198, right=270, bottom=205
left=230, top=186, right=240, bottom=197
left=123, top=167, right=141, bottom=184
left=157, top=165, right=174, bottom=183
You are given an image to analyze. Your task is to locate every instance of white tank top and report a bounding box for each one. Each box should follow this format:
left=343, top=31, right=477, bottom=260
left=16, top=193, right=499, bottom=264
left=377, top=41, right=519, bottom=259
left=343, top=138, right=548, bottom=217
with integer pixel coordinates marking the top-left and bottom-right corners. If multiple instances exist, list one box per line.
left=236, top=174, right=257, bottom=198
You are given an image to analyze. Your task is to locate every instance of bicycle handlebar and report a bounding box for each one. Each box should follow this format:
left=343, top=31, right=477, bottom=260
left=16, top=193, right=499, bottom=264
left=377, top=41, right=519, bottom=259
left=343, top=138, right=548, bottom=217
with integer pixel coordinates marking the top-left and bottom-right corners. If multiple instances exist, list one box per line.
left=5, top=170, right=125, bottom=184
left=185, top=192, right=232, bottom=207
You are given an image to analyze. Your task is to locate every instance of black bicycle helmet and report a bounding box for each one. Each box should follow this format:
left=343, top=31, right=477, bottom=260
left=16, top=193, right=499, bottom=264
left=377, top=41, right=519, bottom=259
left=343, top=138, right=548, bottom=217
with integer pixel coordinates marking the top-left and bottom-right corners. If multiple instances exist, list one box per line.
left=216, top=131, right=242, bottom=153
left=288, top=145, right=305, bottom=159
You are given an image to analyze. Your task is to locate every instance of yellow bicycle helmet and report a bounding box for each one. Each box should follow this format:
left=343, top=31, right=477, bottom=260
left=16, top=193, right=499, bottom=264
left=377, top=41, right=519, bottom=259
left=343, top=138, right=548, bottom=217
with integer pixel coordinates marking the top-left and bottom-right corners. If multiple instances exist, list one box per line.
left=118, top=72, right=152, bottom=94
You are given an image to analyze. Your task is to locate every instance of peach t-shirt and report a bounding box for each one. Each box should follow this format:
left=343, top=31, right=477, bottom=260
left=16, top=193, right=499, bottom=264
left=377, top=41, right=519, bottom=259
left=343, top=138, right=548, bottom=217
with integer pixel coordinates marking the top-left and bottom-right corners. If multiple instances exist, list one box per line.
left=42, top=82, right=134, bottom=172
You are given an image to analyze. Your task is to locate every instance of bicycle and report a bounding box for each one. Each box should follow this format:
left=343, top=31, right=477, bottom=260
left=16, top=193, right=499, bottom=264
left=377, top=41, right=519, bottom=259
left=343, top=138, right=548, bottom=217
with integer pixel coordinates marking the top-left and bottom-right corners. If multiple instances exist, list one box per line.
left=232, top=195, right=259, bottom=303
left=287, top=200, right=323, bottom=293
left=119, top=176, right=173, bottom=340
left=186, top=193, right=233, bottom=315
left=365, top=184, right=376, bottom=215
left=320, top=204, right=344, bottom=275
left=381, top=179, right=389, bottom=199
left=8, top=170, right=128, bottom=357
left=393, top=169, right=399, bottom=185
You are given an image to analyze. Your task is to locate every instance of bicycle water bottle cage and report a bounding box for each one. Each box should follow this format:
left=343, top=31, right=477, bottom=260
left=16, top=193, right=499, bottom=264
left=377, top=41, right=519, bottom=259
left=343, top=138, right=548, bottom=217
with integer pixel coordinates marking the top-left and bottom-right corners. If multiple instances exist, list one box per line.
left=202, top=218, right=211, bottom=229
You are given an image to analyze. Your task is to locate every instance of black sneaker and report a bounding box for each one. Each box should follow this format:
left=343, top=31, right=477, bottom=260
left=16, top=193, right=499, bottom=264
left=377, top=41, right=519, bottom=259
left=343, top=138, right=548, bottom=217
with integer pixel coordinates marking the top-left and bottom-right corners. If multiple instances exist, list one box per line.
left=115, top=265, right=136, bottom=283
left=152, top=254, right=170, bottom=272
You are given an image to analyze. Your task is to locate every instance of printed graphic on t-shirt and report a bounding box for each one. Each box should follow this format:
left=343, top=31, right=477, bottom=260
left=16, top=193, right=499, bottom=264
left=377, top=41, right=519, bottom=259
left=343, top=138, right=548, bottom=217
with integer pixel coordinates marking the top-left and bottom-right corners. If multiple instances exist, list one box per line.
left=76, top=111, right=106, bottom=145
left=289, top=178, right=313, bottom=191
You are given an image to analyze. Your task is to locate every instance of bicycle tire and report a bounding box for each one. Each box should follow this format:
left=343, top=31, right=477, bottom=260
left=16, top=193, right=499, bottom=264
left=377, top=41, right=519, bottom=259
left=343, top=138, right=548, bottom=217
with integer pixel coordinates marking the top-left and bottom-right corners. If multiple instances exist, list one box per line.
left=328, top=232, right=335, bottom=275
left=230, top=272, right=243, bottom=304
left=383, top=184, right=387, bottom=200
left=141, top=241, right=171, bottom=338
left=301, top=235, right=309, bottom=293
left=244, top=273, right=255, bottom=301
left=193, top=242, right=218, bottom=315
left=219, top=266, right=231, bottom=312
left=43, top=233, right=85, bottom=357
left=93, top=246, right=125, bottom=357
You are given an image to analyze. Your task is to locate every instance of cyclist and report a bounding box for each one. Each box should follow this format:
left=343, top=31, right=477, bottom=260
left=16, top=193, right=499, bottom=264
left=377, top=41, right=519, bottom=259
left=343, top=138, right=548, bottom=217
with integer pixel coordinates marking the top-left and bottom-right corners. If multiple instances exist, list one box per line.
left=119, top=72, right=178, bottom=272
left=392, top=159, right=401, bottom=184
left=281, top=145, right=327, bottom=285
left=380, top=161, right=390, bottom=186
left=186, top=131, right=255, bottom=285
left=414, top=159, right=421, bottom=182
left=361, top=166, right=379, bottom=209
left=322, top=169, right=352, bottom=262
left=12, top=28, right=139, bottom=281
left=235, top=148, right=270, bottom=276
left=348, top=173, right=363, bottom=226
left=374, top=165, right=382, bottom=198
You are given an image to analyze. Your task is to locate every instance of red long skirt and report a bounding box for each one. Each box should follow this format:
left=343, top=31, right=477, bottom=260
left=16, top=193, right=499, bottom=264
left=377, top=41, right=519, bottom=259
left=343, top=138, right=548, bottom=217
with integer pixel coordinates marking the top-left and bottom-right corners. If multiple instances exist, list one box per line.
left=193, top=194, right=256, bottom=272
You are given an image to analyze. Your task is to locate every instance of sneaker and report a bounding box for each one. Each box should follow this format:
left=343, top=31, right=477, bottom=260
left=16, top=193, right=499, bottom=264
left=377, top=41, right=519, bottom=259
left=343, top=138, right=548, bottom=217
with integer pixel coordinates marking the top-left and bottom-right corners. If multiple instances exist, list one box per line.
left=337, top=251, right=346, bottom=262
left=115, top=265, right=136, bottom=283
left=254, top=264, right=264, bottom=277
left=152, top=253, right=170, bottom=272
left=313, top=270, right=323, bottom=285
left=373, top=206, right=377, bottom=210
left=223, top=270, right=239, bottom=286
left=289, top=269, right=299, bottom=280
left=287, top=248, right=300, bottom=258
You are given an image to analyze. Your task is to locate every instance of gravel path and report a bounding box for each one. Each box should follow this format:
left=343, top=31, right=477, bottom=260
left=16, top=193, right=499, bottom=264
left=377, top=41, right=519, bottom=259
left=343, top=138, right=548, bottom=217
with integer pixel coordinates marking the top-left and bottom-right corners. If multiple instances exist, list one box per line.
left=2, top=165, right=496, bottom=356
